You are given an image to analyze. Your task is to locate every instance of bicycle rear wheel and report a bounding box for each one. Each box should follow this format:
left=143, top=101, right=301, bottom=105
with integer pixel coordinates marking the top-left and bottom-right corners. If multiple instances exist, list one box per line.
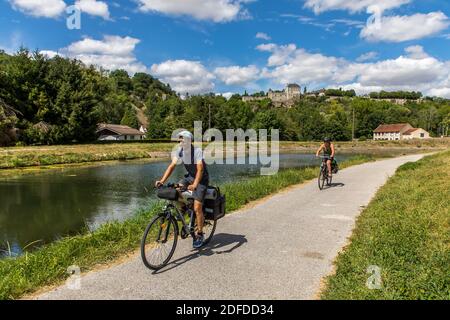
left=201, top=218, right=217, bottom=245
left=193, top=214, right=217, bottom=246
left=141, top=214, right=178, bottom=270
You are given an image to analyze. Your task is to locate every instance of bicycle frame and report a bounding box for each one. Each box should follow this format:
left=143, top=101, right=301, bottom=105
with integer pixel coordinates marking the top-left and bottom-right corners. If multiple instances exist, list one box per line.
left=161, top=201, right=197, bottom=240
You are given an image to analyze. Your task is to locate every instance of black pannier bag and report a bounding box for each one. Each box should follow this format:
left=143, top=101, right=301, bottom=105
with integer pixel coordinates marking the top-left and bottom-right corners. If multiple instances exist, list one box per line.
left=203, top=187, right=226, bottom=220
left=157, top=187, right=178, bottom=201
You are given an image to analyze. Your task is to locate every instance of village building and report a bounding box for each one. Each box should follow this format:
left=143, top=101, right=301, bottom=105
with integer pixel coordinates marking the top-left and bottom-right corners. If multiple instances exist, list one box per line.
left=402, top=128, right=430, bottom=140
left=373, top=123, right=430, bottom=140
left=96, top=124, right=146, bottom=141
left=243, top=84, right=301, bottom=107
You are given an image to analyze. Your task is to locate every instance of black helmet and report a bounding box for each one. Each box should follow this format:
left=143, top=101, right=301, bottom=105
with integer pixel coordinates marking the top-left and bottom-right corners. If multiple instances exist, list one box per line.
left=323, top=137, right=331, bottom=142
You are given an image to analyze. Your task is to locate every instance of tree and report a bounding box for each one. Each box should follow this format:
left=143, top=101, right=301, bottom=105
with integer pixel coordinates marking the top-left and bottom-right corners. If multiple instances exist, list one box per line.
left=121, top=106, right=139, bottom=129
left=0, top=98, right=18, bottom=146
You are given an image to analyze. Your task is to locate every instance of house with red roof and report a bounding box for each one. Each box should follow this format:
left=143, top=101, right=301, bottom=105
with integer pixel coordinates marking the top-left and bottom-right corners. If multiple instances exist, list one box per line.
left=96, top=124, right=146, bottom=141
left=373, top=123, right=430, bottom=141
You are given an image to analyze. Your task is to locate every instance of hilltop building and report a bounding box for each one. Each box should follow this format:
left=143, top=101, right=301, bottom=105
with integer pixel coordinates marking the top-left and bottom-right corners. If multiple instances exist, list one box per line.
left=243, top=84, right=301, bottom=107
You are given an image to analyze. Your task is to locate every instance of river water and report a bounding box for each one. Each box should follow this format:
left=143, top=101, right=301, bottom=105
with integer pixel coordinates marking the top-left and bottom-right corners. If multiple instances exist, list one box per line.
left=0, top=151, right=406, bottom=256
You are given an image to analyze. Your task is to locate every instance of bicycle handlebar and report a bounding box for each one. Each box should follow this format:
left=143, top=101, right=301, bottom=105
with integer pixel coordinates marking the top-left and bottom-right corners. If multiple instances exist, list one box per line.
left=156, top=183, right=187, bottom=192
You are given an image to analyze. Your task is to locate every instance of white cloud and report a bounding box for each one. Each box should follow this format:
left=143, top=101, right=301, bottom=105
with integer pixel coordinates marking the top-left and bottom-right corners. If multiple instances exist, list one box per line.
left=75, top=0, right=110, bottom=20
left=40, top=50, right=60, bottom=58
left=358, top=53, right=445, bottom=87
left=66, top=35, right=139, bottom=56
left=216, top=92, right=235, bottom=99
left=137, top=0, right=249, bottom=22
left=259, top=43, right=450, bottom=98
left=361, top=11, right=450, bottom=42
left=151, top=60, right=215, bottom=94
left=428, top=87, right=450, bottom=98
left=61, top=35, right=147, bottom=75
left=356, top=51, right=378, bottom=62
left=10, top=0, right=111, bottom=19
left=214, top=65, right=260, bottom=86
left=304, top=0, right=410, bottom=14
left=9, top=0, right=66, bottom=18
left=256, top=32, right=271, bottom=40
left=404, top=45, right=428, bottom=59
left=256, top=43, right=297, bottom=67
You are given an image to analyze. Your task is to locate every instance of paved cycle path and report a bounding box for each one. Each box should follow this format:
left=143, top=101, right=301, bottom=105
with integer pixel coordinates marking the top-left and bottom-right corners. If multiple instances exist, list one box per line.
left=36, top=154, right=425, bottom=300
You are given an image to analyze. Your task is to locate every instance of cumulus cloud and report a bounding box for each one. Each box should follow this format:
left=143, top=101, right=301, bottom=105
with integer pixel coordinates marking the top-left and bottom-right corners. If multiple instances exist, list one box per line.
left=61, top=35, right=147, bottom=74
left=151, top=60, right=215, bottom=94
left=304, top=0, right=410, bottom=14
left=356, top=51, right=378, bottom=62
left=256, top=32, right=271, bottom=40
left=428, top=87, right=450, bottom=98
left=40, top=50, right=60, bottom=58
left=216, top=92, right=235, bottom=100
left=259, top=43, right=450, bottom=98
left=9, top=0, right=111, bottom=19
left=214, top=65, right=260, bottom=86
left=361, top=11, right=450, bottom=42
left=75, top=0, right=110, bottom=20
left=9, top=0, right=66, bottom=18
left=137, top=0, right=249, bottom=22
left=256, top=43, right=297, bottom=67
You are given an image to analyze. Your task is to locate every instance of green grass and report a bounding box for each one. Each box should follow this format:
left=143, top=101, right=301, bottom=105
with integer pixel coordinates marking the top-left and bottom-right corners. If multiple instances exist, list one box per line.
left=321, top=150, right=450, bottom=300
left=0, top=143, right=175, bottom=169
left=0, top=155, right=375, bottom=300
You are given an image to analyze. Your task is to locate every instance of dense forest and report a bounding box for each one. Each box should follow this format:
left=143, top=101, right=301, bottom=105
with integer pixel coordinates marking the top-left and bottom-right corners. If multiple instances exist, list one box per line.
left=0, top=49, right=449, bottom=146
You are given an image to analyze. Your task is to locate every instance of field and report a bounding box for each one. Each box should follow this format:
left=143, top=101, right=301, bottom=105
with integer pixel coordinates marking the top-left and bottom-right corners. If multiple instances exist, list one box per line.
left=1, top=138, right=449, bottom=171
left=321, top=150, right=450, bottom=300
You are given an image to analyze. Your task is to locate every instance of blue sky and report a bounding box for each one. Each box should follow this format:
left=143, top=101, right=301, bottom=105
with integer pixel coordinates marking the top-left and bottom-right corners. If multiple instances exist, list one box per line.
left=1, top=0, right=450, bottom=97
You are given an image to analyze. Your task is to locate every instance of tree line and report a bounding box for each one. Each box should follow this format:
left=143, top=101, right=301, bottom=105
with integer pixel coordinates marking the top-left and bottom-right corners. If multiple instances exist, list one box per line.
left=1, top=49, right=449, bottom=146
left=147, top=94, right=449, bottom=141
left=0, top=49, right=175, bottom=146
left=369, top=91, right=423, bottom=100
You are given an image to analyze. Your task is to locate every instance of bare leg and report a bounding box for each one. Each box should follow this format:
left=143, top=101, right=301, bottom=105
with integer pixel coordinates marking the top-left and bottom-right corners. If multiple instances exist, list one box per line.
left=194, top=200, right=204, bottom=235
left=327, top=160, right=332, bottom=176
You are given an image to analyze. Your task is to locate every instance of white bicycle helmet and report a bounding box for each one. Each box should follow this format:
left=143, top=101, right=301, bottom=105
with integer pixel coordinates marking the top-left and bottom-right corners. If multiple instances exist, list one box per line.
left=178, top=130, right=193, bottom=140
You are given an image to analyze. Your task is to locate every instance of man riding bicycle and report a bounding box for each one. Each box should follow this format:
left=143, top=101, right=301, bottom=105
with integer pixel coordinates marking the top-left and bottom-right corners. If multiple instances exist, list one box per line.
left=316, top=137, right=336, bottom=178
left=155, top=130, right=209, bottom=249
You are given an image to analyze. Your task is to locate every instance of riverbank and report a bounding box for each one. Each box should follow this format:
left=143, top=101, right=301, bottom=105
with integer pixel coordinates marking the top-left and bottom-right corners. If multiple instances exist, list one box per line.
left=0, top=155, right=375, bottom=300
left=1, top=139, right=448, bottom=172
left=320, top=150, right=450, bottom=300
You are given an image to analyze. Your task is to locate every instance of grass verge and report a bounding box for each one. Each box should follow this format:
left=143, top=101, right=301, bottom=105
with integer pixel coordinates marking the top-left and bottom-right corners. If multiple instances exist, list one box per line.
left=320, top=150, right=450, bottom=300
left=0, top=154, right=375, bottom=300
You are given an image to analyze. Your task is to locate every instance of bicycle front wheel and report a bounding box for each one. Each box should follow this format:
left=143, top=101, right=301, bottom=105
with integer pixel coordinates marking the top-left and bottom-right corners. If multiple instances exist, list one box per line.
left=318, top=167, right=326, bottom=190
left=141, top=214, right=178, bottom=270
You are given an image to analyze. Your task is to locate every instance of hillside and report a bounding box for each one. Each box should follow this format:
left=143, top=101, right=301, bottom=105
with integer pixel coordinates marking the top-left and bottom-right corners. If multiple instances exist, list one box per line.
left=0, top=49, right=177, bottom=146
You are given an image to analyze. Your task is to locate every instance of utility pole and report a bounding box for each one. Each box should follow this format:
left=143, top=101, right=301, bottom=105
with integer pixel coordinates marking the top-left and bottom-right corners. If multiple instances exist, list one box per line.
left=352, top=107, right=355, bottom=141
left=208, top=104, right=211, bottom=130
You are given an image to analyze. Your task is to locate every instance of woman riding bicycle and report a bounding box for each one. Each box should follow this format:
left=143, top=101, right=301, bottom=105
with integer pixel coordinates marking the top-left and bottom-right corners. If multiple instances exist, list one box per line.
left=316, top=137, right=335, bottom=179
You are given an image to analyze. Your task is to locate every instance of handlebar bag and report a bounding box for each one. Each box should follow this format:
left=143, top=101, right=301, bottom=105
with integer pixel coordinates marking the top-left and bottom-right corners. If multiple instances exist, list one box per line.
left=157, top=187, right=179, bottom=200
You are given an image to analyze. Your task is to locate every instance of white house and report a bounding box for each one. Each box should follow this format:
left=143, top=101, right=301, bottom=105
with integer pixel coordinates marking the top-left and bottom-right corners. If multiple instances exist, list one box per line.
left=402, top=128, right=430, bottom=140
left=373, top=123, right=430, bottom=140
left=96, top=124, right=146, bottom=141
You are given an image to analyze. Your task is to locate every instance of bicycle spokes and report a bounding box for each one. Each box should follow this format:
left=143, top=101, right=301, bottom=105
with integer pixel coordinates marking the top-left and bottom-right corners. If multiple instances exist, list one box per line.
left=142, top=216, right=177, bottom=270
